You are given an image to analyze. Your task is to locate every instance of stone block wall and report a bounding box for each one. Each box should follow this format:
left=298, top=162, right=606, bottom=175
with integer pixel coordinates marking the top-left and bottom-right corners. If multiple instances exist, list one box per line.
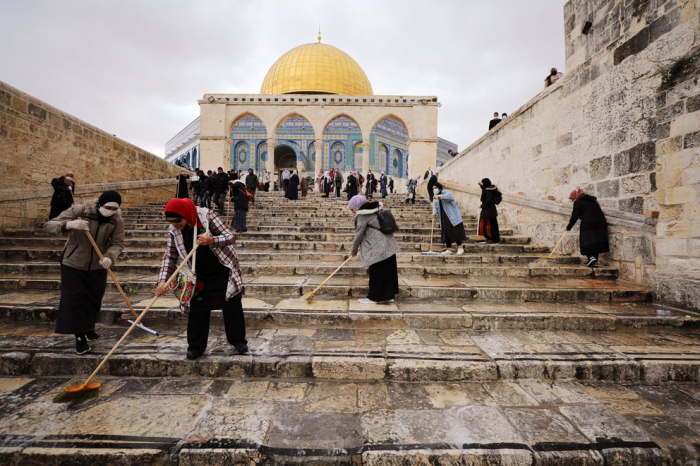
left=0, top=81, right=183, bottom=232
left=437, top=0, right=699, bottom=310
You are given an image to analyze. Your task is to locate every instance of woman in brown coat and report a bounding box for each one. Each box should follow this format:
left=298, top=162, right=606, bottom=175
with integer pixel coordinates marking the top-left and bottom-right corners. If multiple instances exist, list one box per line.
left=300, top=175, right=308, bottom=199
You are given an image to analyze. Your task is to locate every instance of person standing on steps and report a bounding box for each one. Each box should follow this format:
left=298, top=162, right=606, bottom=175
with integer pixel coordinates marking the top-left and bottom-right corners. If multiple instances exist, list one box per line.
left=49, top=170, right=76, bottom=219
left=230, top=179, right=249, bottom=233
left=566, top=187, right=609, bottom=268
left=176, top=169, right=190, bottom=199
left=44, top=190, right=124, bottom=355
left=346, top=171, right=359, bottom=200
left=365, top=170, right=375, bottom=199
left=379, top=172, right=388, bottom=198
left=245, top=168, right=258, bottom=204
left=348, top=195, right=399, bottom=305
left=263, top=171, right=271, bottom=192
left=190, top=170, right=203, bottom=205
left=285, top=170, right=299, bottom=200
left=425, top=168, right=438, bottom=202
left=211, top=167, right=230, bottom=215
left=431, top=182, right=466, bottom=255
left=281, top=169, right=291, bottom=193
left=334, top=169, right=343, bottom=198
left=478, top=178, right=501, bottom=244
left=300, top=173, right=309, bottom=199
left=405, top=175, right=417, bottom=204
left=156, top=198, right=247, bottom=360
left=388, top=177, right=394, bottom=194
left=200, top=170, right=214, bottom=209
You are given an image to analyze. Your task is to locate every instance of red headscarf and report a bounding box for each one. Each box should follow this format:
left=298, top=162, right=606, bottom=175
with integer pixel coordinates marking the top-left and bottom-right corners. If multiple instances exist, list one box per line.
left=164, top=198, right=200, bottom=229
left=569, top=188, right=585, bottom=201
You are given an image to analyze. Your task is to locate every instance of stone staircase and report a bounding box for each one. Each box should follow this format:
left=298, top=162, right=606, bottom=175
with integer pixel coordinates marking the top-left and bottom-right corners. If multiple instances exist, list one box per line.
left=0, top=192, right=699, bottom=465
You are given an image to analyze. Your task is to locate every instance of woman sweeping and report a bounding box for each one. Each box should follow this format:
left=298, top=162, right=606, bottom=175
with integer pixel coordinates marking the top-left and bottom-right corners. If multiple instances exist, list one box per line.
left=285, top=170, right=299, bottom=200
left=431, top=183, right=466, bottom=255
left=230, top=179, right=249, bottom=233
left=155, top=198, right=247, bottom=360
left=44, top=190, right=124, bottom=354
left=566, top=187, right=609, bottom=267
left=348, top=195, right=399, bottom=305
left=49, top=171, right=76, bottom=219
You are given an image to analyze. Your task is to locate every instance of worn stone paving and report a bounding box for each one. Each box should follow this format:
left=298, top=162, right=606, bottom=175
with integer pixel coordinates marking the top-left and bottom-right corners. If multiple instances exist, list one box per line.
left=0, top=375, right=698, bottom=464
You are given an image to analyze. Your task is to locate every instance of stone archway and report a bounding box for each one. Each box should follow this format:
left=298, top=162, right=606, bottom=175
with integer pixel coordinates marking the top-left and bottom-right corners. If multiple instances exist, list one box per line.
left=275, top=145, right=297, bottom=191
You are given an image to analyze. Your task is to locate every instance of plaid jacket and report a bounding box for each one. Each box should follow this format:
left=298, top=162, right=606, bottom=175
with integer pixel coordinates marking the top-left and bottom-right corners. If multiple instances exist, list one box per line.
left=159, top=208, right=243, bottom=312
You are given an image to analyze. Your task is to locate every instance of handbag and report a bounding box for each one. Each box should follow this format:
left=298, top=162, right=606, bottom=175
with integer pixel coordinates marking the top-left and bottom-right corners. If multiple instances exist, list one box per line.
left=168, top=227, right=198, bottom=304
left=245, top=187, right=255, bottom=202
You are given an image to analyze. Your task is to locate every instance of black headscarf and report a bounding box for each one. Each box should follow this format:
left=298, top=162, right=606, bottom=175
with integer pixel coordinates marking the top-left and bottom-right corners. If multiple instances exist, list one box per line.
left=481, top=178, right=492, bottom=188
left=96, top=190, right=122, bottom=224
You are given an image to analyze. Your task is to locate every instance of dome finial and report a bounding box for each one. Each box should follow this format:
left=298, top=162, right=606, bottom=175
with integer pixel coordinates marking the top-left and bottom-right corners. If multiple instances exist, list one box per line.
left=317, top=25, right=321, bottom=43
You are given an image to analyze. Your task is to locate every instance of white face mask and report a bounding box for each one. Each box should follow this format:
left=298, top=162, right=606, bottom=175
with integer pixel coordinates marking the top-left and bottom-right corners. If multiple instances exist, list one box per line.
left=433, top=189, right=439, bottom=194
left=65, top=176, right=73, bottom=181
left=99, top=206, right=116, bottom=217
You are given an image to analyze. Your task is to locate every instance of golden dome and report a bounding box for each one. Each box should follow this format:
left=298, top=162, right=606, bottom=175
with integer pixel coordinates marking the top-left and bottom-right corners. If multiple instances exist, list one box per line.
left=261, top=42, right=373, bottom=95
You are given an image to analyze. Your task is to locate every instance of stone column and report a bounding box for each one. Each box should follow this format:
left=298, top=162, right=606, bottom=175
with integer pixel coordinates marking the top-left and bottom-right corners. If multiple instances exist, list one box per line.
left=362, top=141, right=371, bottom=175
left=266, top=138, right=275, bottom=173
left=314, top=138, right=323, bottom=175
left=407, top=138, right=438, bottom=181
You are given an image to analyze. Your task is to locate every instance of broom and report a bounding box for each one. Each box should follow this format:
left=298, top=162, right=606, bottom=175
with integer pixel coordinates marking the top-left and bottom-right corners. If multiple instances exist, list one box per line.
left=302, top=256, right=352, bottom=303
left=535, top=230, right=568, bottom=260
left=421, top=215, right=439, bottom=255
left=80, top=222, right=158, bottom=336
left=53, top=238, right=203, bottom=403
left=468, top=209, right=486, bottom=242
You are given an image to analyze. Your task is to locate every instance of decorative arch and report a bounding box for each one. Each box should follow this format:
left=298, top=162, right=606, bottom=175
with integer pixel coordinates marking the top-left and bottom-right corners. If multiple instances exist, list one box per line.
left=378, top=144, right=388, bottom=172
left=323, top=116, right=361, bottom=170
left=256, top=141, right=268, bottom=172
left=229, top=112, right=267, bottom=133
left=321, top=113, right=361, bottom=134
left=368, top=113, right=411, bottom=140
left=273, top=112, right=316, bottom=135
left=330, top=141, right=346, bottom=168
left=393, top=148, right=403, bottom=178
left=370, top=116, right=409, bottom=177
left=353, top=141, right=363, bottom=171
left=233, top=141, right=250, bottom=170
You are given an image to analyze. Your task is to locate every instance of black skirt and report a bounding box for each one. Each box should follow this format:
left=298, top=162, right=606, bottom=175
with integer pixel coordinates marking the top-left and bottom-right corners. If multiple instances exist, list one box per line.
left=439, top=201, right=467, bottom=247
left=183, top=228, right=230, bottom=312
left=367, top=254, right=399, bottom=302
left=55, top=265, right=107, bottom=334
left=580, top=228, right=610, bottom=256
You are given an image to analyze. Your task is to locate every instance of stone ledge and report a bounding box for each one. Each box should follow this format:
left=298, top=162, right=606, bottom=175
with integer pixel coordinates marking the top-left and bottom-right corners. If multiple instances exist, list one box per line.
left=0, top=178, right=179, bottom=203
left=440, top=182, right=657, bottom=233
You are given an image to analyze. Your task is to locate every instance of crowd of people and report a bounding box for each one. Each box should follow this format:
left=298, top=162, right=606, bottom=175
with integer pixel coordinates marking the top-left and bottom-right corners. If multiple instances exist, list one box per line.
left=47, top=147, right=608, bottom=357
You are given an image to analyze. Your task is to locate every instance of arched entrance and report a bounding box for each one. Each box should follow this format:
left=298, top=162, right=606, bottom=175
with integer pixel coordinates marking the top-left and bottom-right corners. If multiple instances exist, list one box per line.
left=275, top=145, right=297, bottom=191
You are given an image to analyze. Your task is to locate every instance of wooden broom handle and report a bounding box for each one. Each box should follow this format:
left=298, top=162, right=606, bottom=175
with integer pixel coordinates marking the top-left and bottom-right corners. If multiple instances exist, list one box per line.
left=549, top=231, right=568, bottom=258
left=79, top=219, right=138, bottom=320
left=309, top=256, right=352, bottom=295
left=79, top=238, right=203, bottom=388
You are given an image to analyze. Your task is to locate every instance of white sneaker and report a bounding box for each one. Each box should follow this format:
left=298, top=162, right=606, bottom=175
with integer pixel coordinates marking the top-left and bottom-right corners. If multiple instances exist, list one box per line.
left=358, top=298, right=377, bottom=304
left=456, top=248, right=464, bottom=255
left=441, top=249, right=453, bottom=255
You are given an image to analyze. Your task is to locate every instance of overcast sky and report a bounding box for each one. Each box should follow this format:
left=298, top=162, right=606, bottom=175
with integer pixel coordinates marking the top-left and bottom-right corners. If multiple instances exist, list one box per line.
left=1, top=0, right=568, bottom=157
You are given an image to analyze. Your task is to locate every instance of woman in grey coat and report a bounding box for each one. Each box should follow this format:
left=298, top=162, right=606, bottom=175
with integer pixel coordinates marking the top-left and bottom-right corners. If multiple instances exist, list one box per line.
left=44, top=190, right=125, bottom=355
left=348, top=195, right=399, bottom=304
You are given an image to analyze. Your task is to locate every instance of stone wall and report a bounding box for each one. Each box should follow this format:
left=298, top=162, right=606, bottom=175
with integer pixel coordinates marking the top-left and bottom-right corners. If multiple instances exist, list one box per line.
left=437, top=0, right=699, bottom=310
left=0, top=81, right=183, bottom=232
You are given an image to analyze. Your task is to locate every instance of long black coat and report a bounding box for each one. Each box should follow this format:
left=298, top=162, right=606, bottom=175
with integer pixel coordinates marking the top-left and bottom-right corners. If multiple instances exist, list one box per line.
left=230, top=182, right=249, bottom=211
left=176, top=174, right=189, bottom=199
left=49, top=177, right=74, bottom=219
left=346, top=175, right=358, bottom=199
left=285, top=174, right=299, bottom=200
left=480, top=186, right=499, bottom=218
left=567, top=195, right=609, bottom=256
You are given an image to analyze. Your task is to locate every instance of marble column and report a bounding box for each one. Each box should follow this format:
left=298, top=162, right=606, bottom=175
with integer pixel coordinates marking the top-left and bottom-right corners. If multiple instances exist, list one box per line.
left=266, top=138, right=275, bottom=173
left=314, top=138, right=323, bottom=176
left=361, top=141, right=371, bottom=176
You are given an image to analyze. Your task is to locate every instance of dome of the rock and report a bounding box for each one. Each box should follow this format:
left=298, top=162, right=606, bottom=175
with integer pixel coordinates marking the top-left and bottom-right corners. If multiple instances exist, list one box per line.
left=260, top=42, right=373, bottom=95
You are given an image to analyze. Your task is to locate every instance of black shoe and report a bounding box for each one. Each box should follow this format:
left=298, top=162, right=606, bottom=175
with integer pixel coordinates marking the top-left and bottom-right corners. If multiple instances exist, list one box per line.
left=234, top=343, right=248, bottom=355
left=587, top=257, right=599, bottom=267
left=76, top=337, right=91, bottom=355
left=86, top=330, right=100, bottom=341
left=186, top=349, right=204, bottom=360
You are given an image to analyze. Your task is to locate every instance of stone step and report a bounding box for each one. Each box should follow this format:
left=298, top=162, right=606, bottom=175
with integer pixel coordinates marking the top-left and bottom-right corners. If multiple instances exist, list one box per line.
left=0, top=273, right=651, bottom=302
left=0, top=261, right=616, bottom=279
left=0, top=236, right=533, bottom=249
left=0, top=322, right=697, bottom=383
left=3, top=296, right=696, bottom=331
left=1, top=375, right=694, bottom=465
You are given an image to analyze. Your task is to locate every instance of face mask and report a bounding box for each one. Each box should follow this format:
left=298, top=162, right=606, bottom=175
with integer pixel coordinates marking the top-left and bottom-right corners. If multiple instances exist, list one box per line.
left=99, top=206, right=116, bottom=217
left=65, top=176, right=73, bottom=181
left=433, top=189, right=439, bottom=194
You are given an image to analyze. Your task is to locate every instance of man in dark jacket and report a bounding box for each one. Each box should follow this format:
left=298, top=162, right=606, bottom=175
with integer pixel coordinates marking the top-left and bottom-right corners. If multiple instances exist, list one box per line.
left=566, top=188, right=609, bottom=267
left=199, top=170, right=214, bottom=208
left=489, top=112, right=501, bottom=130
left=211, top=167, right=230, bottom=215
left=365, top=170, right=376, bottom=199
left=478, top=178, right=500, bottom=244
left=245, top=168, right=258, bottom=204
left=334, top=170, right=343, bottom=198
left=346, top=172, right=359, bottom=200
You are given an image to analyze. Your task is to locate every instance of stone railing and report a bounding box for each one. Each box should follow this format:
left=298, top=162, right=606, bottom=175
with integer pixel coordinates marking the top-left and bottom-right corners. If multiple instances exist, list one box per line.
left=0, top=178, right=180, bottom=234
